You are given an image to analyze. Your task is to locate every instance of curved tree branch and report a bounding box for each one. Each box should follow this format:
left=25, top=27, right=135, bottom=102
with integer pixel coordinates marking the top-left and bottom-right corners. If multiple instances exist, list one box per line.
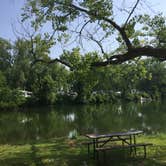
left=31, top=46, right=166, bottom=69
left=92, top=47, right=166, bottom=67
left=79, top=20, right=91, bottom=35
left=87, top=32, right=106, bottom=55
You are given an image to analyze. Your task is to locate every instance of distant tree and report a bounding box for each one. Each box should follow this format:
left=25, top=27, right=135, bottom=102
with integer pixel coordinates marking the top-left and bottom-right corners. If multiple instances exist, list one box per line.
left=137, top=59, right=166, bottom=99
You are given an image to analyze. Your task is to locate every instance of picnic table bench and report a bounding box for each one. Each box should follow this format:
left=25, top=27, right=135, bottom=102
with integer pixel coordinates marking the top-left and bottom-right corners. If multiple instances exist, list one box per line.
left=84, top=130, right=152, bottom=160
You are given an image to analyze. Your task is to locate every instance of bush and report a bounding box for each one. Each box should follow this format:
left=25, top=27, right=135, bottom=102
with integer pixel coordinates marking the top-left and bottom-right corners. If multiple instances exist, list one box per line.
left=89, top=92, right=110, bottom=103
left=0, top=87, right=26, bottom=110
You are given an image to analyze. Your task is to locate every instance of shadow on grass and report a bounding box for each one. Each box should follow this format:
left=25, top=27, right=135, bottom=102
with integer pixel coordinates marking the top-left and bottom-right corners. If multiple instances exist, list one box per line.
left=95, top=144, right=166, bottom=166
left=0, top=138, right=165, bottom=166
left=96, top=158, right=166, bottom=166
left=0, top=138, right=91, bottom=166
left=95, top=151, right=166, bottom=166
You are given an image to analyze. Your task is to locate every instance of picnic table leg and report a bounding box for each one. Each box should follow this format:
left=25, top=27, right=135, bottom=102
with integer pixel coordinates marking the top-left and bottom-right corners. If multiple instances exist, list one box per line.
left=122, top=136, right=124, bottom=146
left=143, top=145, right=147, bottom=158
left=88, top=143, right=90, bottom=155
left=129, top=135, right=133, bottom=156
left=93, top=139, right=96, bottom=158
left=133, top=135, right=137, bottom=156
left=93, top=139, right=98, bottom=159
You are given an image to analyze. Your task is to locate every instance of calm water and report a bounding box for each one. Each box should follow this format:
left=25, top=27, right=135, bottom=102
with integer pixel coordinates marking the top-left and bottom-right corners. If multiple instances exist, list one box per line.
left=0, top=101, right=166, bottom=144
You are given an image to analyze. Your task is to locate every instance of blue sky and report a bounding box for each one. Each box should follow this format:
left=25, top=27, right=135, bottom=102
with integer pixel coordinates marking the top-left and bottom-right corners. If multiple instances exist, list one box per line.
left=0, top=0, right=26, bottom=42
left=0, top=0, right=166, bottom=58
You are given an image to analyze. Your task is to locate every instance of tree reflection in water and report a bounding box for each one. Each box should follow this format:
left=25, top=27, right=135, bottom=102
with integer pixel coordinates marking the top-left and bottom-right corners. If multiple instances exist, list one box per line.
left=0, top=101, right=165, bottom=144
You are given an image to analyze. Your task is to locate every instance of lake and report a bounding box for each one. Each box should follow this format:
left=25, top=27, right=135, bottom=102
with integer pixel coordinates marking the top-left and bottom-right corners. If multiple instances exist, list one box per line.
left=0, top=101, right=165, bottom=144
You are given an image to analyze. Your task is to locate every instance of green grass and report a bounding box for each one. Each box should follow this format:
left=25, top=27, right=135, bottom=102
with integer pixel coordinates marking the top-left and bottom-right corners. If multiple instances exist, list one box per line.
left=0, top=134, right=166, bottom=166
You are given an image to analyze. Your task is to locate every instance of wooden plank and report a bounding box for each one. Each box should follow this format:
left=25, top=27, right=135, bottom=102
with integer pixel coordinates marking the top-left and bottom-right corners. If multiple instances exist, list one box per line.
left=82, top=137, right=129, bottom=145
left=95, top=143, right=153, bottom=160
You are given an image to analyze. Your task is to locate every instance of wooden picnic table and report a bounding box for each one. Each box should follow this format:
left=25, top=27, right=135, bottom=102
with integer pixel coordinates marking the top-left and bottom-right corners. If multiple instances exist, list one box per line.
left=84, top=130, right=152, bottom=159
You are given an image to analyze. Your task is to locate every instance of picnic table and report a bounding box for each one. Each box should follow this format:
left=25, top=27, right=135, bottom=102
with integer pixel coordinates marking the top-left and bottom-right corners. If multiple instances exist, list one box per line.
left=84, top=130, right=152, bottom=160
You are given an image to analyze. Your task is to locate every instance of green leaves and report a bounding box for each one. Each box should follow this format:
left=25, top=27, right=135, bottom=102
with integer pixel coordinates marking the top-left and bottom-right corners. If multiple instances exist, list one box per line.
left=136, top=14, right=166, bottom=47
left=21, top=0, right=114, bottom=53
left=82, top=0, right=113, bottom=17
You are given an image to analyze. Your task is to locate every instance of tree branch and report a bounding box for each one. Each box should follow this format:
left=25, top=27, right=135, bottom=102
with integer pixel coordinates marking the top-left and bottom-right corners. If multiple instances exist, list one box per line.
left=124, top=0, right=140, bottom=27
left=31, top=46, right=166, bottom=69
left=31, top=58, right=72, bottom=69
left=48, top=58, right=72, bottom=69
left=87, top=32, right=106, bottom=54
left=92, top=47, right=166, bottom=67
left=79, top=20, right=91, bottom=35
left=70, top=3, right=132, bottom=50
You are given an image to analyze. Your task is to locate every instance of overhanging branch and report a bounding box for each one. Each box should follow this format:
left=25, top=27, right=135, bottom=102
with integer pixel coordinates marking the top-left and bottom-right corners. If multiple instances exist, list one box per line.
left=92, top=47, right=166, bottom=67
left=70, top=3, right=132, bottom=50
left=31, top=47, right=166, bottom=68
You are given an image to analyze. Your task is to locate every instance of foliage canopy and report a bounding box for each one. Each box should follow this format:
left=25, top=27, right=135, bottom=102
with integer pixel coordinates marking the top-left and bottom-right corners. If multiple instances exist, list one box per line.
left=21, top=0, right=166, bottom=67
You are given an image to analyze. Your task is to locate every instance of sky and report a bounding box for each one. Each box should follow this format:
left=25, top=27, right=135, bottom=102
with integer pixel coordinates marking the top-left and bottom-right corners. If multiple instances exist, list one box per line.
left=0, top=0, right=166, bottom=58
left=0, top=0, right=26, bottom=42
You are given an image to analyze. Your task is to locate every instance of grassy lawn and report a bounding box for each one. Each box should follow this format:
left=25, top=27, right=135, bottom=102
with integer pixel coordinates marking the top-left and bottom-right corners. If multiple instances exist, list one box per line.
left=0, top=134, right=166, bottom=166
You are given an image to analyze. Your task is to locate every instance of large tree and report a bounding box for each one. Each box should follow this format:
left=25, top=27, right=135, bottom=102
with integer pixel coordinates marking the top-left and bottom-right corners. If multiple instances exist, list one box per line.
left=22, top=0, right=166, bottom=67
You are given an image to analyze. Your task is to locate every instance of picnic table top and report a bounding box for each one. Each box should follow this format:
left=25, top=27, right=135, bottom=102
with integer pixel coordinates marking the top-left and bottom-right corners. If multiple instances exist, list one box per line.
left=86, top=130, right=143, bottom=139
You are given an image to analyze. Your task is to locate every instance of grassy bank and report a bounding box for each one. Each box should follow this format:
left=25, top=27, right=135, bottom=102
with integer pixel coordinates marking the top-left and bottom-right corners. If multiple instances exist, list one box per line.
left=0, top=134, right=166, bottom=166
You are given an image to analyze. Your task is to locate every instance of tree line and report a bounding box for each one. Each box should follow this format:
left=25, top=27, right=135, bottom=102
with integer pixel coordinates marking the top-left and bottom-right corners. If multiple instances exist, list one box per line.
left=0, top=37, right=165, bottom=109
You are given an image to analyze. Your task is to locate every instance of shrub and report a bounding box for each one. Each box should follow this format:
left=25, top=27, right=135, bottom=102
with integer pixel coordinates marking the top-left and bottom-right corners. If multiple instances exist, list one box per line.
left=0, top=87, right=26, bottom=110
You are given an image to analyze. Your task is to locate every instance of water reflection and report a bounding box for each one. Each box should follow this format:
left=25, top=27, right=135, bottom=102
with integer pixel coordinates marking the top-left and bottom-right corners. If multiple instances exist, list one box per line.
left=0, top=101, right=165, bottom=144
left=64, top=113, right=75, bottom=122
